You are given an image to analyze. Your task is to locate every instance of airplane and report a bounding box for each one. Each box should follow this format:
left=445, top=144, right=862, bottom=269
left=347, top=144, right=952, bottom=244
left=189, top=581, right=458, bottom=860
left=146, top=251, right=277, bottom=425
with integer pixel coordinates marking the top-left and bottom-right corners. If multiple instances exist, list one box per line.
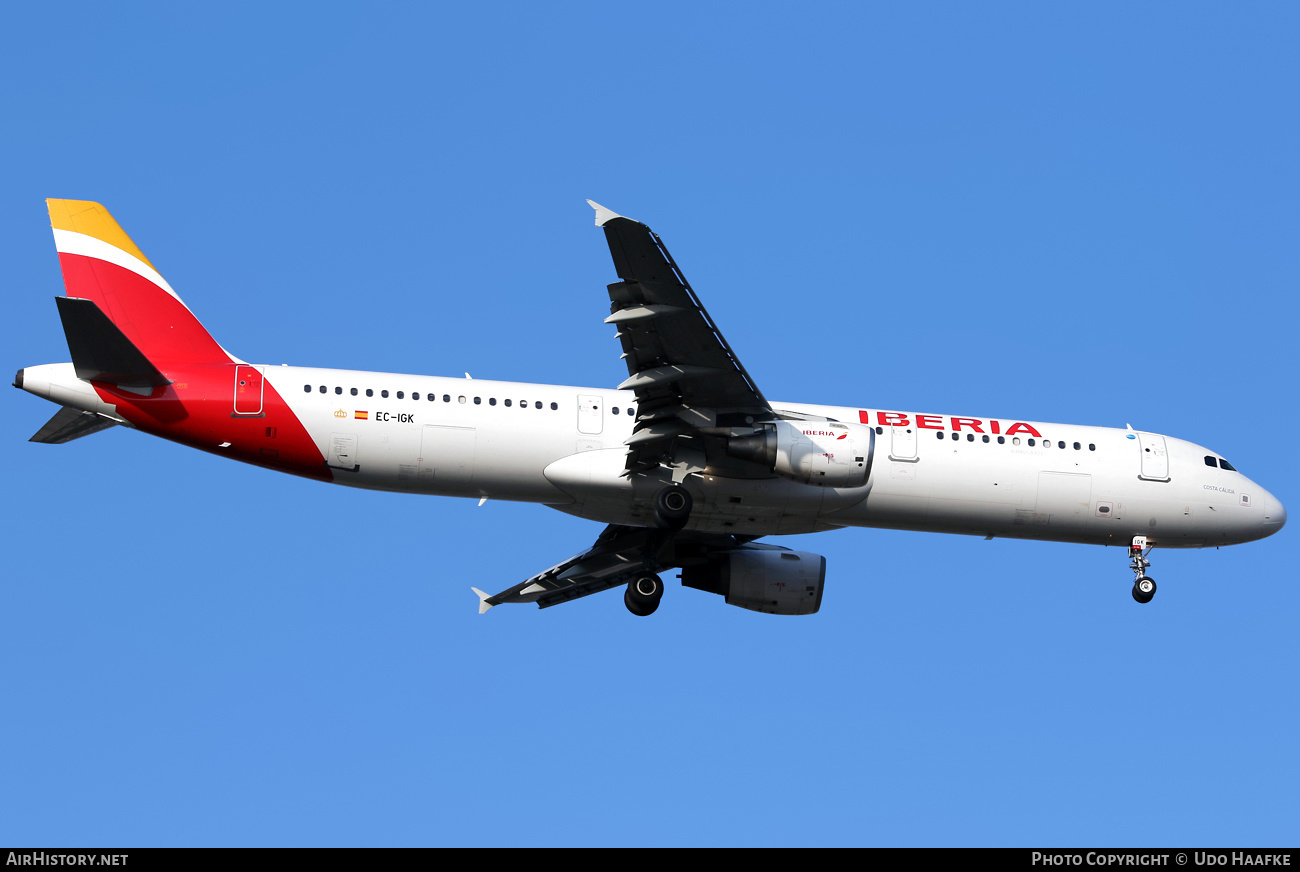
left=15, top=199, right=1286, bottom=616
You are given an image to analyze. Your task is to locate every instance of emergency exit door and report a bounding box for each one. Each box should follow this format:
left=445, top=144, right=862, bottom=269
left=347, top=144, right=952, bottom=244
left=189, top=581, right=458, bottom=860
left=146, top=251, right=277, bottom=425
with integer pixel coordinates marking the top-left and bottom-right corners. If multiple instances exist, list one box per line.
left=577, top=395, right=604, bottom=435
left=1137, top=432, right=1171, bottom=482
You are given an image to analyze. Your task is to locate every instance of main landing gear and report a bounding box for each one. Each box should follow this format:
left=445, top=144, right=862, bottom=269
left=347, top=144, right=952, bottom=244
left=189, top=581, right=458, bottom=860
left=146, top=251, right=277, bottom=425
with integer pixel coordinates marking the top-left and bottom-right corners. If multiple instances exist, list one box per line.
left=626, top=485, right=690, bottom=615
left=1129, top=536, right=1157, bottom=604
left=625, top=573, right=664, bottom=616
left=652, top=484, right=692, bottom=530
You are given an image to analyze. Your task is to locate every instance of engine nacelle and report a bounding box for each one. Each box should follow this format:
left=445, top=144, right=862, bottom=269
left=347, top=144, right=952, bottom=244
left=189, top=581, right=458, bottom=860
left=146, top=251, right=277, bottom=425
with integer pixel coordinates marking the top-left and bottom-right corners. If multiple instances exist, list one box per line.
left=726, top=419, right=873, bottom=488
left=681, top=547, right=826, bottom=615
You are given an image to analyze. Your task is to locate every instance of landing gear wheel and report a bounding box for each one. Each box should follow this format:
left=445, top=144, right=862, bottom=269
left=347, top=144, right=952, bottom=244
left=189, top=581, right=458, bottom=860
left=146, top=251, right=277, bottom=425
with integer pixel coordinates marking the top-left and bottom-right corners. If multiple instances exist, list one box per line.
left=624, top=573, right=664, bottom=617
left=1127, top=537, right=1157, bottom=604
left=652, top=485, right=693, bottom=530
left=1131, top=576, right=1156, bottom=604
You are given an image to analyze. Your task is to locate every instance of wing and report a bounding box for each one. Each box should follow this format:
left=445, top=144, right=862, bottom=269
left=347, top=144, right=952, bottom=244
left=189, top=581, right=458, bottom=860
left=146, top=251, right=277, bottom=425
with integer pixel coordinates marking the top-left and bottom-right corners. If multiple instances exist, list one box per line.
left=589, top=202, right=777, bottom=476
left=473, top=524, right=753, bottom=612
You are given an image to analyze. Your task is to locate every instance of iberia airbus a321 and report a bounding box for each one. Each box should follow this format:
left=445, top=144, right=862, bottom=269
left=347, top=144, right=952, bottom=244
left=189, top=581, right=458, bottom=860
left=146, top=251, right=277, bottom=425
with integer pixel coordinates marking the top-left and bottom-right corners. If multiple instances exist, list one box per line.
left=16, top=199, right=1286, bottom=615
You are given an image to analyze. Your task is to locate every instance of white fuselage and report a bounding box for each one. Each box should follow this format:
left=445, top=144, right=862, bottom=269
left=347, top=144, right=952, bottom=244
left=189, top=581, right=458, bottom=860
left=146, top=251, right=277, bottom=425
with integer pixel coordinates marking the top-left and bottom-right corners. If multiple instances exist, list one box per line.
left=261, top=364, right=1285, bottom=550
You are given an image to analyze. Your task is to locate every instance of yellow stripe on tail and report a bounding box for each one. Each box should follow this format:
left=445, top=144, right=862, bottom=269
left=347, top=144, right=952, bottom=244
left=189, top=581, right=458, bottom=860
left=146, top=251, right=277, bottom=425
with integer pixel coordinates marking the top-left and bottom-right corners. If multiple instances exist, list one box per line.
left=47, top=199, right=156, bottom=269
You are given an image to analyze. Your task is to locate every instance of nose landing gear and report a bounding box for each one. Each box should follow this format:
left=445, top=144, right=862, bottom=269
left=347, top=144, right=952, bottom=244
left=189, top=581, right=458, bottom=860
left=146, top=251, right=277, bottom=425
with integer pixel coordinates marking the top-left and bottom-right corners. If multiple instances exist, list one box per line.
left=1129, top=536, right=1156, bottom=604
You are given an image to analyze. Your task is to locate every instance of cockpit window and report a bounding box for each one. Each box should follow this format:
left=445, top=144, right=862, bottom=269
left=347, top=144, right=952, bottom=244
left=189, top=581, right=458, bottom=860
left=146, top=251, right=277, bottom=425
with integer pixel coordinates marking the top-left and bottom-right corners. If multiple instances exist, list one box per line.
left=1219, top=458, right=1237, bottom=472
left=1204, top=455, right=1218, bottom=468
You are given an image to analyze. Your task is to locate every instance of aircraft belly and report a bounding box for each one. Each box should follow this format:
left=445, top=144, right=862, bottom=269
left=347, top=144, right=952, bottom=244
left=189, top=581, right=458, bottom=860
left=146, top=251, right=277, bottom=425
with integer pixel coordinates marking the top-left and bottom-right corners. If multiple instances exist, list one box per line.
left=541, top=447, right=865, bottom=535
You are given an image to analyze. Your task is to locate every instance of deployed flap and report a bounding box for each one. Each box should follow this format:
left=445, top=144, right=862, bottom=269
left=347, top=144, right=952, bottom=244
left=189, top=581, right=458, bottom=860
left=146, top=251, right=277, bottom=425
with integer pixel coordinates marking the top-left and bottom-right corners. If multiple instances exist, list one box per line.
left=29, top=406, right=119, bottom=444
left=56, top=296, right=172, bottom=387
left=587, top=201, right=775, bottom=475
left=475, top=524, right=754, bottom=611
left=591, top=201, right=769, bottom=415
left=480, top=524, right=663, bottom=610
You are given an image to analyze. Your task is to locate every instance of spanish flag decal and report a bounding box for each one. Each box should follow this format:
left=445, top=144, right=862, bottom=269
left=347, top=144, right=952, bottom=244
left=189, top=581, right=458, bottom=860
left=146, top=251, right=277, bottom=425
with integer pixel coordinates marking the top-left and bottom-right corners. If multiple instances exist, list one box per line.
left=355, top=411, right=369, bottom=420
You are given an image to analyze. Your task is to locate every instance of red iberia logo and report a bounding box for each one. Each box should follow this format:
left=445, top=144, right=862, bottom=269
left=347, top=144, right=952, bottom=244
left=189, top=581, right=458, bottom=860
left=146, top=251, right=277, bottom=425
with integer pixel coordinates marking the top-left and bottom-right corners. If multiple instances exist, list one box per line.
left=355, top=411, right=369, bottom=420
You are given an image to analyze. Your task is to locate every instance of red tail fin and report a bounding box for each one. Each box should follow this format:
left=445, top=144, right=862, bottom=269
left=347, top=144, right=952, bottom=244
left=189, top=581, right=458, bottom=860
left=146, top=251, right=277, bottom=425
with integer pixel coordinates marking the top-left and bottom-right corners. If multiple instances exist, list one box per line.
left=47, top=199, right=235, bottom=368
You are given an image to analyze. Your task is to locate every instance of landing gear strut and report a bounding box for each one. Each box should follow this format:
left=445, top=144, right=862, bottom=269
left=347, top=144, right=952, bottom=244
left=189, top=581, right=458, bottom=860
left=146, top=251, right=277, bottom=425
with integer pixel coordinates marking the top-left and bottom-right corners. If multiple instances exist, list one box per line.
left=1129, top=536, right=1156, bottom=604
left=652, top=484, right=692, bottom=530
left=625, top=573, right=664, bottom=616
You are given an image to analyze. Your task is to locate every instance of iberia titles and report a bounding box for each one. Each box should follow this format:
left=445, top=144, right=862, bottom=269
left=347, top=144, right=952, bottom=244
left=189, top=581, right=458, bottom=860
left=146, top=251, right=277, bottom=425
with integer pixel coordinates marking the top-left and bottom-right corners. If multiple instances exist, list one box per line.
left=858, top=410, right=1042, bottom=438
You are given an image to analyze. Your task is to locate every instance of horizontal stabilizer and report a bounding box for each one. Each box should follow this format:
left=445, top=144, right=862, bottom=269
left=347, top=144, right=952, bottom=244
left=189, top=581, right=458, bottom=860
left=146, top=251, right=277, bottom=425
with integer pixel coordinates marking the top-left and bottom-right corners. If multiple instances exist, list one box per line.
left=56, top=296, right=171, bottom=387
left=29, top=406, right=119, bottom=444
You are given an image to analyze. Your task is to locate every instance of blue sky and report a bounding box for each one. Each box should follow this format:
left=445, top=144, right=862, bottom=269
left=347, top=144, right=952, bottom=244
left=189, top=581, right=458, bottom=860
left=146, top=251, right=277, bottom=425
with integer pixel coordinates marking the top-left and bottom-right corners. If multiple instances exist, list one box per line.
left=2, top=2, right=1296, bottom=847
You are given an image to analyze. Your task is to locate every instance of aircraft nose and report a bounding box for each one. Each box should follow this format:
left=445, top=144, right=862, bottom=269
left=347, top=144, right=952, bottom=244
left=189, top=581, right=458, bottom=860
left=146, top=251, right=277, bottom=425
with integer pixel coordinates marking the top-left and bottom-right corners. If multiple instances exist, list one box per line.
left=1262, top=491, right=1286, bottom=532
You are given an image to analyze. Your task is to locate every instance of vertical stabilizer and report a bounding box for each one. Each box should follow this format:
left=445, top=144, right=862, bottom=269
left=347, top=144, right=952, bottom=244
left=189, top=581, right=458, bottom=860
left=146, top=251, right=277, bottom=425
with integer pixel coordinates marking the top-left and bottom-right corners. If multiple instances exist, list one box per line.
left=47, top=199, right=236, bottom=368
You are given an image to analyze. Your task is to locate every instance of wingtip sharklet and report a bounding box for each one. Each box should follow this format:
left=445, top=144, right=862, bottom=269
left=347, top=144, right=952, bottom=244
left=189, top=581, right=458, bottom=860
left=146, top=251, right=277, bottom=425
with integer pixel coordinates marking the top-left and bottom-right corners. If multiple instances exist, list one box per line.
left=471, top=587, right=494, bottom=614
left=586, top=199, right=625, bottom=227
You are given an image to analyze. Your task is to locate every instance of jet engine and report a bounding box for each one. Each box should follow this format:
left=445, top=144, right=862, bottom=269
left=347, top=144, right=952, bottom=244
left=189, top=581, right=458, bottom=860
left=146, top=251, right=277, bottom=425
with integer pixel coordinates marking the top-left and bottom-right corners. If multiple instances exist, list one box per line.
left=726, top=419, right=873, bottom=488
left=680, top=546, right=826, bottom=615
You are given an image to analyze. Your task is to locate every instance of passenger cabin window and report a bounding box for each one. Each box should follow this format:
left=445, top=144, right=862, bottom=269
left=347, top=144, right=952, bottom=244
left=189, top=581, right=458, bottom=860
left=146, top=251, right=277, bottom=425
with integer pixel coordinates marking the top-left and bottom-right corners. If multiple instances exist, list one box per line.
left=351, top=388, right=358, bottom=396
left=381, top=390, right=389, bottom=398
left=551, top=402, right=558, bottom=410
left=303, top=385, right=311, bottom=393
left=319, top=386, right=326, bottom=393
left=367, top=389, right=374, bottom=397
left=335, top=387, right=342, bottom=395
left=397, top=391, right=404, bottom=399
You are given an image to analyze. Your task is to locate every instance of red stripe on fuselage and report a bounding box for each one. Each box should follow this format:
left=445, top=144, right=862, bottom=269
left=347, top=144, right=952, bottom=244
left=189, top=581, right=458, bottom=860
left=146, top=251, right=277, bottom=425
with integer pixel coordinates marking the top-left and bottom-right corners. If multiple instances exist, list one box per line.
left=57, top=253, right=231, bottom=367
left=93, top=365, right=332, bottom=482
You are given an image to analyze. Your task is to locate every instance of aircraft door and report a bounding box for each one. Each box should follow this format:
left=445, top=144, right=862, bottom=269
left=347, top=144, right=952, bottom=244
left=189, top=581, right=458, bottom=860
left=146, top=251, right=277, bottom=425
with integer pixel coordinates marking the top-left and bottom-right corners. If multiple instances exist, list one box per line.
left=889, top=427, right=918, bottom=462
left=577, top=395, right=604, bottom=435
left=233, top=365, right=264, bottom=416
left=1137, top=432, right=1171, bottom=482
